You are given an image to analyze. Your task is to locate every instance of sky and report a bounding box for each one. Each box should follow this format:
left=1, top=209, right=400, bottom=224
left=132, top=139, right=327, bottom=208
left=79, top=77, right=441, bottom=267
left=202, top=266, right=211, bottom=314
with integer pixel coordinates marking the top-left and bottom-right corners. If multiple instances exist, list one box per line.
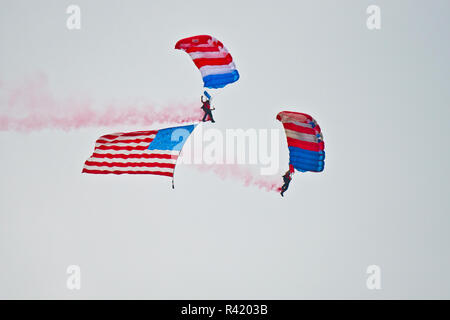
left=0, top=0, right=449, bottom=299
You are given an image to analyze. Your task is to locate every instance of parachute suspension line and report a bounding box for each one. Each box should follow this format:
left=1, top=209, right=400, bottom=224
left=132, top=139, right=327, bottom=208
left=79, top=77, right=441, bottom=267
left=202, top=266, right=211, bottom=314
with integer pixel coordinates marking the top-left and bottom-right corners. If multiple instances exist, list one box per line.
left=172, top=153, right=179, bottom=189
left=172, top=160, right=177, bottom=189
left=289, top=164, right=295, bottom=176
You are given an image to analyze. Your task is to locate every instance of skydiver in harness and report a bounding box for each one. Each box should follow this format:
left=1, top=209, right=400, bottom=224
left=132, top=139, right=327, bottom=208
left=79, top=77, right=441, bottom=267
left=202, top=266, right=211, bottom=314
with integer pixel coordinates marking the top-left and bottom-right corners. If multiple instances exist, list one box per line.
left=201, top=95, right=215, bottom=123
left=280, top=167, right=294, bottom=197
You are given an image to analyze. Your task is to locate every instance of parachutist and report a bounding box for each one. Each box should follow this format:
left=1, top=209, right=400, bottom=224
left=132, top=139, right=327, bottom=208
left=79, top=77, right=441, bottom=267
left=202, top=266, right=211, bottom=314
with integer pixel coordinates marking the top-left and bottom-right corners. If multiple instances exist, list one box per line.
left=201, top=95, right=215, bottom=123
left=277, top=111, right=325, bottom=196
left=280, top=170, right=292, bottom=197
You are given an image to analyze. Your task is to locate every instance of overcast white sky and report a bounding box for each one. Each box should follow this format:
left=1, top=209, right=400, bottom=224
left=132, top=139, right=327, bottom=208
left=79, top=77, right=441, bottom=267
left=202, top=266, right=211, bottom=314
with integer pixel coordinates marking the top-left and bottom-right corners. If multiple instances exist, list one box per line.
left=0, top=0, right=449, bottom=299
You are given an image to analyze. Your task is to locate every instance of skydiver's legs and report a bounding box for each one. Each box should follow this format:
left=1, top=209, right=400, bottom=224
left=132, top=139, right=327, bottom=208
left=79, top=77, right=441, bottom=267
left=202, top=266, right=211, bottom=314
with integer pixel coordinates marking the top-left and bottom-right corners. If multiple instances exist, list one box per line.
left=208, top=110, right=215, bottom=123
left=202, top=109, right=215, bottom=123
left=280, top=183, right=289, bottom=196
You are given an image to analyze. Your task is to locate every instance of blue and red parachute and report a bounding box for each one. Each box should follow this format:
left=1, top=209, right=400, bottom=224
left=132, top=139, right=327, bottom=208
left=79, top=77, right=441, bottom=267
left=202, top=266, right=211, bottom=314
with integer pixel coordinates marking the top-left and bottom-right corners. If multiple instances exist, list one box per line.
left=277, top=111, right=325, bottom=174
left=175, top=35, right=240, bottom=89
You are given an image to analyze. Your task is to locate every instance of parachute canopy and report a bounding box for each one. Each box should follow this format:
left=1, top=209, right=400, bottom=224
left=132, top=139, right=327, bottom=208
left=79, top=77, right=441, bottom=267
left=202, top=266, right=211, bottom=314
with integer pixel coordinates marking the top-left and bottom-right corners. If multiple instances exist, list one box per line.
left=277, top=111, right=325, bottom=173
left=175, top=35, right=240, bottom=89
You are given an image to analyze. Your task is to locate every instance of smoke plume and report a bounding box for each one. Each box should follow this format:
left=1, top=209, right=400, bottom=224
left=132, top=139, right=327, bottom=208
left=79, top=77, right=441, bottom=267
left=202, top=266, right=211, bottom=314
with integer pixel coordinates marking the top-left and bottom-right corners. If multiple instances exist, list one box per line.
left=0, top=74, right=202, bottom=131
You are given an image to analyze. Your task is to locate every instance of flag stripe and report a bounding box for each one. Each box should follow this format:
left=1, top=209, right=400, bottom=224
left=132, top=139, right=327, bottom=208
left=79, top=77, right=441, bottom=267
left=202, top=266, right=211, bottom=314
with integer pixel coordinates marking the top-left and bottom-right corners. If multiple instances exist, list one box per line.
left=82, top=169, right=174, bottom=176
left=99, top=131, right=158, bottom=140
left=92, top=148, right=179, bottom=156
left=83, top=165, right=173, bottom=172
left=95, top=141, right=153, bottom=148
left=84, top=161, right=176, bottom=169
left=96, top=137, right=155, bottom=144
left=90, top=153, right=177, bottom=160
left=95, top=145, right=152, bottom=151
left=86, top=157, right=176, bottom=164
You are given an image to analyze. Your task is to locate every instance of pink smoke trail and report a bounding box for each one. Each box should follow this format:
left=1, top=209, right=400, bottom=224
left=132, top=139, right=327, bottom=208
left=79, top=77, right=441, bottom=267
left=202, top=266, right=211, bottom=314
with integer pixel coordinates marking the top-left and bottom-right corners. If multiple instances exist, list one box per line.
left=192, top=163, right=283, bottom=192
left=0, top=74, right=203, bottom=131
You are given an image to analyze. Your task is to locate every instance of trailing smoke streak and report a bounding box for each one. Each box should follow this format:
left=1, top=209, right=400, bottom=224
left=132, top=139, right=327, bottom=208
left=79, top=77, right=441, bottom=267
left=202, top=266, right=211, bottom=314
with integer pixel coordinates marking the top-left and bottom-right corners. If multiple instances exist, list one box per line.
left=0, top=75, right=202, bottom=131
left=0, top=105, right=203, bottom=131
left=192, top=163, right=282, bottom=193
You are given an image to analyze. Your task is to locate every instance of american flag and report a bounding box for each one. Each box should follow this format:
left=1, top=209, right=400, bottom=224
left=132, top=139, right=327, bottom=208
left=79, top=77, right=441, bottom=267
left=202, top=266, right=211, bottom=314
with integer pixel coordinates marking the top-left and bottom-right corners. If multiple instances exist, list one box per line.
left=82, top=124, right=196, bottom=177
